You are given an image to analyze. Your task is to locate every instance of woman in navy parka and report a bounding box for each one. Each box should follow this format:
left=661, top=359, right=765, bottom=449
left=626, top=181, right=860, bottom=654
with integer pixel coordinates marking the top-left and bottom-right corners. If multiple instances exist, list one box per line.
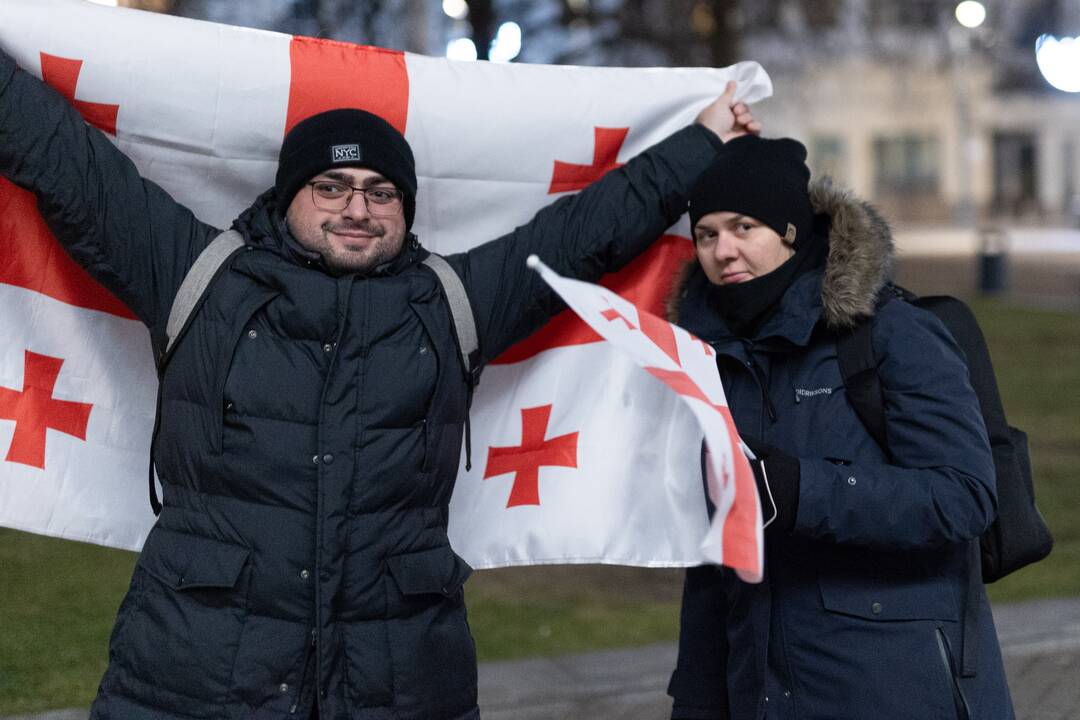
left=666, top=137, right=1014, bottom=719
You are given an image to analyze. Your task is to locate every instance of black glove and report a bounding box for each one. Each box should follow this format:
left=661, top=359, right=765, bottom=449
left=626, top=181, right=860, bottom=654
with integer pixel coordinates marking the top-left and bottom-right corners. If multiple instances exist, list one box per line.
left=739, top=434, right=800, bottom=534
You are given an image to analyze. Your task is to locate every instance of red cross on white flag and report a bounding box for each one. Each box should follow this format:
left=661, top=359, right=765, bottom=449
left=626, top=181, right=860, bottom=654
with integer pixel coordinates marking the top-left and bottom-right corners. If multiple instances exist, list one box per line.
left=484, top=405, right=579, bottom=508
left=0, top=0, right=772, bottom=569
left=517, top=256, right=764, bottom=581
left=0, top=351, right=93, bottom=469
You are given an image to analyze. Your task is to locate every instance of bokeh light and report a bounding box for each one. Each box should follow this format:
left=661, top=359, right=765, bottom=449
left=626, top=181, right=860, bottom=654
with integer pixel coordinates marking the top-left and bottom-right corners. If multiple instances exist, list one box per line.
left=490, top=21, right=522, bottom=63
left=442, top=0, right=468, bottom=20
left=955, top=1, right=986, bottom=29
left=446, top=37, right=478, bottom=62
left=1036, top=34, right=1080, bottom=93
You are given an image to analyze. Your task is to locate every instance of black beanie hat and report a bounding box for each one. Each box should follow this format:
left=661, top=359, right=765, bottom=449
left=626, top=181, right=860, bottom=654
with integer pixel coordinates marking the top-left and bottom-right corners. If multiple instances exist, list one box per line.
left=275, top=108, right=417, bottom=230
left=688, top=135, right=813, bottom=248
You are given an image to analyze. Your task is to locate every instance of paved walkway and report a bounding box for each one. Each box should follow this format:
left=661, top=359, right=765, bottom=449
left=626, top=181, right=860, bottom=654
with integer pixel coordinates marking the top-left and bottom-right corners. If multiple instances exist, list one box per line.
left=480, top=597, right=1080, bottom=720
left=9, top=597, right=1080, bottom=720
left=892, top=250, right=1080, bottom=311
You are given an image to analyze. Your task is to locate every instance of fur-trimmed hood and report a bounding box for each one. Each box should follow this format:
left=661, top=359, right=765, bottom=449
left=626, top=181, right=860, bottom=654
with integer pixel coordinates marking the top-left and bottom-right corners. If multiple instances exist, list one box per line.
left=667, top=177, right=894, bottom=330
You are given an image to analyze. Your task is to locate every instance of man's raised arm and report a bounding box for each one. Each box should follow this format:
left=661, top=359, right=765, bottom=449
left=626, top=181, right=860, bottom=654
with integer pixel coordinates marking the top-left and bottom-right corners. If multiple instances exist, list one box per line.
left=448, top=83, right=762, bottom=363
left=0, top=48, right=218, bottom=335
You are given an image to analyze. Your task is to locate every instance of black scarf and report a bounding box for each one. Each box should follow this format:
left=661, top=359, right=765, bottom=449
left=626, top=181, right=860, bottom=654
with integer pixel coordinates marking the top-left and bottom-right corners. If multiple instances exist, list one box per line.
left=707, top=225, right=828, bottom=337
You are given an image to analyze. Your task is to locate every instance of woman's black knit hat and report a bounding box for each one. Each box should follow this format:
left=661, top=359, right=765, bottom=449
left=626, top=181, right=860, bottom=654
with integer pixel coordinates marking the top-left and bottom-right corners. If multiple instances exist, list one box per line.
left=688, top=135, right=813, bottom=248
left=275, top=109, right=417, bottom=229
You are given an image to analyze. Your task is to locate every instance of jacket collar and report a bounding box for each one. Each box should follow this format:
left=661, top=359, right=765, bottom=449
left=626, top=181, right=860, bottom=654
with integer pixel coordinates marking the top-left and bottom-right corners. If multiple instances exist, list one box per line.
left=667, top=177, right=895, bottom=344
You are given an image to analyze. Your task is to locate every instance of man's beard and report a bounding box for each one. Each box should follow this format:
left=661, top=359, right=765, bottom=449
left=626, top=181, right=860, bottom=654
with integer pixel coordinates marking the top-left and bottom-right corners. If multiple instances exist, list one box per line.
left=319, top=219, right=403, bottom=275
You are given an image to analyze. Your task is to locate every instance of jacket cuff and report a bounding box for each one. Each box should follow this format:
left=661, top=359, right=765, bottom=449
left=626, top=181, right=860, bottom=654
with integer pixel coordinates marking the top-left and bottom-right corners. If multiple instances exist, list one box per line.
left=763, top=454, right=800, bottom=533
left=692, top=121, right=727, bottom=153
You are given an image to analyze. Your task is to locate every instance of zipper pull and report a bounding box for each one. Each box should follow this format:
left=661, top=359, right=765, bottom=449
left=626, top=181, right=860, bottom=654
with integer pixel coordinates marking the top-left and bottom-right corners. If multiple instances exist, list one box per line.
left=765, top=393, right=777, bottom=421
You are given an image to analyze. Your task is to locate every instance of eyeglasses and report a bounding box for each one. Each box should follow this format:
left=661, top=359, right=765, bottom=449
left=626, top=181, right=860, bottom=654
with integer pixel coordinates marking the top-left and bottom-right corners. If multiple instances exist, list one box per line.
left=307, top=180, right=403, bottom=215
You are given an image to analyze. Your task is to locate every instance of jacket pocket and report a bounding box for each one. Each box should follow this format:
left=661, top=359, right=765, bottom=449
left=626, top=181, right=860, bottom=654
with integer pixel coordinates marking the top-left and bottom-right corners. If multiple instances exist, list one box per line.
left=409, top=298, right=445, bottom=473
left=138, top=526, right=250, bottom=591
left=819, top=575, right=959, bottom=622
left=936, top=627, right=972, bottom=720
left=383, top=545, right=478, bottom=712
left=386, top=545, right=472, bottom=599
left=212, top=287, right=280, bottom=454
left=114, top=527, right=251, bottom=703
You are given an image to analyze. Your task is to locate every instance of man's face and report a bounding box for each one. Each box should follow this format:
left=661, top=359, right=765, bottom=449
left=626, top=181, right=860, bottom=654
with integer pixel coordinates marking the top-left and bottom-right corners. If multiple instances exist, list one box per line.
left=285, top=167, right=407, bottom=275
left=693, top=211, right=795, bottom=286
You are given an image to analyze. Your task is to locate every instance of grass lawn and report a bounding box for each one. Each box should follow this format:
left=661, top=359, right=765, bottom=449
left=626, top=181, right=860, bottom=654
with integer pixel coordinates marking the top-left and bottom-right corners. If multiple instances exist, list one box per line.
left=968, top=298, right=1080, bottom=603
left=0, top=299, right=1077, bottom=713
left=0, top=532, right=136, bottom=714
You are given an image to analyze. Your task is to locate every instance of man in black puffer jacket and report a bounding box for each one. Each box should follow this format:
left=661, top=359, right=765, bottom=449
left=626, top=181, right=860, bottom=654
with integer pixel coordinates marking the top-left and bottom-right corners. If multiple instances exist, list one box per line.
left=0, top=46, right=760, bottom=720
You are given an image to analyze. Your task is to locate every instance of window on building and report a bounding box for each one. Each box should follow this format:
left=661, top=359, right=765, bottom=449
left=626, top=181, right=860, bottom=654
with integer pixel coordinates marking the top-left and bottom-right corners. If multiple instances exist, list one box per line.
left=869, top=0, right=941, bottom=30
left=992, top=131, right=1040, bottom=218
left=803, top=0, right=843, bottom=30
left=810, top=135, right=848, bottom=184
left=873, top=134, right=941, bottom=195
left=747, top=0, right=785, bottom=30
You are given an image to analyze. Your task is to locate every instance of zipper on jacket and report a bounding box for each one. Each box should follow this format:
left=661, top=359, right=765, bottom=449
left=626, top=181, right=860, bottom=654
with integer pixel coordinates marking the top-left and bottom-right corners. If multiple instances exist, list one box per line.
left=740, top=340, right=777, bottom=426
left=312, top=274, right=356, bottom=709
left=935, top=627, right=972, bottom=720
left=289, top=636, right=316, bottom=715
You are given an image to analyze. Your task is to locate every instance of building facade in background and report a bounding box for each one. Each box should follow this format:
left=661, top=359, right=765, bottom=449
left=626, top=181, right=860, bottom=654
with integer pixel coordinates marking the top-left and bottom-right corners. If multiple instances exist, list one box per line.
left=113, top=0, right=1080, bottom=228
left=741, top=0, right=1080, bottom=229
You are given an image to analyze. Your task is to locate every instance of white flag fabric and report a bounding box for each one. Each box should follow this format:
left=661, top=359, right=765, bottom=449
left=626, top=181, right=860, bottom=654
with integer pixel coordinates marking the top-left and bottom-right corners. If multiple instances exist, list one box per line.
left=0, top=0, right=772, bottom=569
left=521, top=257, right=763, bottom=581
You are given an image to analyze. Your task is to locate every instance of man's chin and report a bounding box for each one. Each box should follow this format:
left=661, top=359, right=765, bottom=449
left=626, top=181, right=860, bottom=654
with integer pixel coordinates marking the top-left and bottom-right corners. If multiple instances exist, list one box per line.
left=324, top=254, right=379, bottom=275
left=324, top=247, right=398, bottom=275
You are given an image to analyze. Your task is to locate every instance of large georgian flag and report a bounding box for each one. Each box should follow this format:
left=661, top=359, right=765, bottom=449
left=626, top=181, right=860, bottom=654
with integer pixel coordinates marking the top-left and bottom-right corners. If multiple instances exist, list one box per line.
left=0, top=0, right=771, bottom=571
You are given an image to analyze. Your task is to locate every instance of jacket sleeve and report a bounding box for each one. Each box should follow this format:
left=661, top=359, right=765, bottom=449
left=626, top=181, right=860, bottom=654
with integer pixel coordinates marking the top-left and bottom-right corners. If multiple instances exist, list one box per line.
left=794, top=300, right=998, bottom=550
left=445, top=124, right=724, bottom=363
left=0, top=48, right=218, bottom=337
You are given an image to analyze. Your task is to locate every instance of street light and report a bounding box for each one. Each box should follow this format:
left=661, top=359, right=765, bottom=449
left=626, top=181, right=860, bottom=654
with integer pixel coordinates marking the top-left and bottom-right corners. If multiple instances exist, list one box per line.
left=955, top=1, right=986, bottom=30
left=442, top=0, right=468, bottom=20
left=489, top=21, right=522, bottom=63
left=1036, top=35, right=1080, bottom=93
left=446, top=37, right=478, bottom=62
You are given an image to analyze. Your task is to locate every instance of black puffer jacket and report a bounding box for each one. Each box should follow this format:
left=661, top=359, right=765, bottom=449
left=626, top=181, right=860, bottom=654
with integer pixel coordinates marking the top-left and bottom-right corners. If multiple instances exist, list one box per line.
left=0, top=49, right=725, bottom=719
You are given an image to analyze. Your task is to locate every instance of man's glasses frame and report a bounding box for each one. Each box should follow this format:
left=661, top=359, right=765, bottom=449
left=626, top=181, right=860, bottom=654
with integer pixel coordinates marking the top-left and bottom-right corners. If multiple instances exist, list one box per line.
left=307, top=180, right=403, bottom=215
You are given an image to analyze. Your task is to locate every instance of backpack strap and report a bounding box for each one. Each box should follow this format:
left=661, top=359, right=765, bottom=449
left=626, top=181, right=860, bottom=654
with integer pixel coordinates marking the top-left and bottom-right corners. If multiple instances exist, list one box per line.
left=421, top=252, right=482, bottom=471
left=835, top=316, right=890, bottom=457
left=164, top=229, right=246, bottom=358
left=150, top=229, right=247, bottom=515
left=835, top=285, right=916, bottom=456
left=421, top=252, right=480, bottom=383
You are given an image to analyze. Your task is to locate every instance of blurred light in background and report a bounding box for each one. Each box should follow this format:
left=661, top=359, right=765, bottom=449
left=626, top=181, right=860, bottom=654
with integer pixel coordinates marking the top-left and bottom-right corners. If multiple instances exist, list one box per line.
left=489, top=21, right=522, bottom=63
left=446, top=37, right=478, bottom=62
left=1036, top=34, right=1080, bottom=93
left=86, top=0, right=119, bottom=5
left=954, top=1, right=986, bottom=29
left=442, top=0, right=468, bottom=21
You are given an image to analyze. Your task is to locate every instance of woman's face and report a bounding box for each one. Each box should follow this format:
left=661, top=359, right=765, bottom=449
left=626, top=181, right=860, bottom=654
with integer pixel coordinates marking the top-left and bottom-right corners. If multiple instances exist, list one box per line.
left=693, top=211, right=795, bottom=285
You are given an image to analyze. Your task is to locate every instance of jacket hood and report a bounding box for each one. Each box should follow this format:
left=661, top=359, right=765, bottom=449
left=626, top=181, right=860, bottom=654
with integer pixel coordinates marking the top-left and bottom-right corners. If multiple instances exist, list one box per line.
left=668, top=177, right=894, bottom=330
left=232, top=187, right=287, bottom=249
